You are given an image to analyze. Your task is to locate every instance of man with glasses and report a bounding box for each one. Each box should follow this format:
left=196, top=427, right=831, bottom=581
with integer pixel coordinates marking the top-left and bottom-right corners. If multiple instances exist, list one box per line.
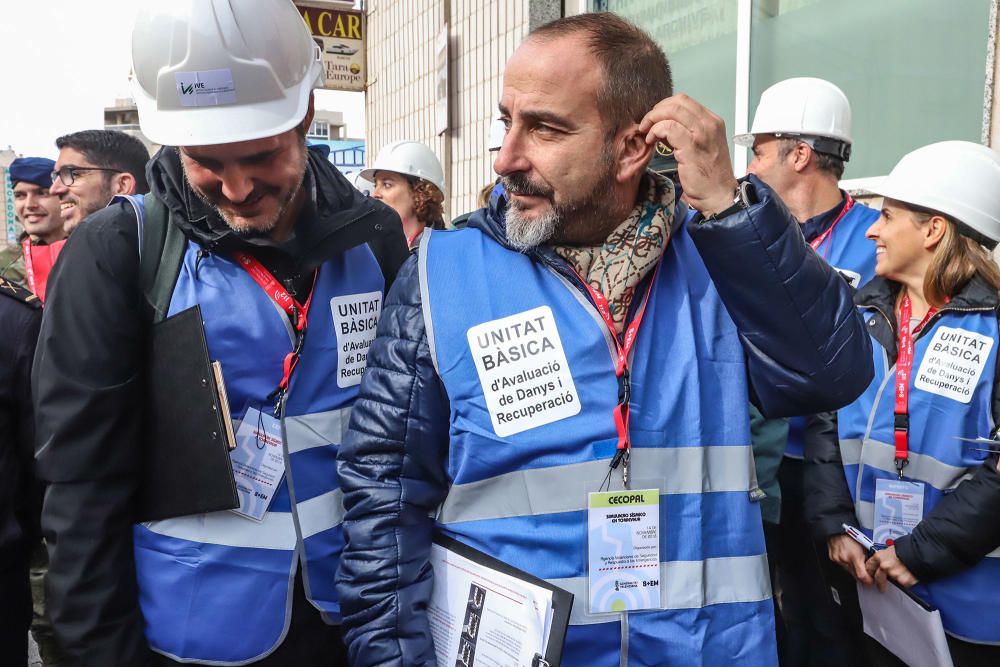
left=49, top=130, right=150, bottom=234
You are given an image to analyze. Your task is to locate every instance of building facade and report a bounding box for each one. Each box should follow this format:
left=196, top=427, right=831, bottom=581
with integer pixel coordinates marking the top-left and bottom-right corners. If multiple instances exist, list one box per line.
left=104, top=98, right=157, bottom=155
left=365, top=0, right=1000, bottom=216
left=305, top=109, right=367, bottom=174
left=364, top=0, right=560, bottom=219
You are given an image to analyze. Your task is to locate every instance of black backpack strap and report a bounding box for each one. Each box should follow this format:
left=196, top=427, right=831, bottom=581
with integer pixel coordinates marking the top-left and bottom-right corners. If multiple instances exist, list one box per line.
left=137, top=193, right=187, bottom=324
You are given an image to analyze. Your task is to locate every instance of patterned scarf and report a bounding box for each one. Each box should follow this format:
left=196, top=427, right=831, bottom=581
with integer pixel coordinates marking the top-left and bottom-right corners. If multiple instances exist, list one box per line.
left=554, top=172, right=675, bottom=333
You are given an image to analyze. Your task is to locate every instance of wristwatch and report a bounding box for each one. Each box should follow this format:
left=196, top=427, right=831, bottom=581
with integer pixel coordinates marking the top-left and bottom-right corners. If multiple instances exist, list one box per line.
left=695, top=179, right=756, bottom=223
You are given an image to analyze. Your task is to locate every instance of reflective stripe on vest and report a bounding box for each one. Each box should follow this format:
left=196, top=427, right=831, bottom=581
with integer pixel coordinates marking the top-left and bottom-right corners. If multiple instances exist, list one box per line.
left=134, top=239, right=383, bottom=663
left=421, top=224, right=776, bottom=666
left=549, top=553, right=771, bottom=626
left=437, top=444, right=756, bottom=524
left=838, top=307, right=1000, bottom=642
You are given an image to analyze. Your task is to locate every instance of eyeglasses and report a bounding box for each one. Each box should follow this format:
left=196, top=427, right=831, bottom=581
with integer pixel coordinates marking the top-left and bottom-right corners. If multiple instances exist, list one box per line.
left=50, top=166, right=121, bottom=187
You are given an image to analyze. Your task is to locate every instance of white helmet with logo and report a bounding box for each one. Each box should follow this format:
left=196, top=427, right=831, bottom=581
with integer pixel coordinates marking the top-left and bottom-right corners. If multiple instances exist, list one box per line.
left=873, top=140, right=1000, bottom=246
left=130, top=0, right=324, bottom=147
left=734, top=77, right=853, bottom=161
left=360, top=140, right=446, bottom=193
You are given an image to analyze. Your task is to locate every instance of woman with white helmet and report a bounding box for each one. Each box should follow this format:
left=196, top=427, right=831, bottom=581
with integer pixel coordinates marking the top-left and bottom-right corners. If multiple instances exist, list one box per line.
left=805, top=141, right=1000, bottom=666
left=361, top=140, right=445, bottom=248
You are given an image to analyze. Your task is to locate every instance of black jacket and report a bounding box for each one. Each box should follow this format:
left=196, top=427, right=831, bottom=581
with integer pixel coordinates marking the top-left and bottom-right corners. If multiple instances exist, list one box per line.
left=32, top=147, right=408, bottom=666
left=0, top=278, right=41, bottom=568
left=804, top=275, right=1000, bottom=581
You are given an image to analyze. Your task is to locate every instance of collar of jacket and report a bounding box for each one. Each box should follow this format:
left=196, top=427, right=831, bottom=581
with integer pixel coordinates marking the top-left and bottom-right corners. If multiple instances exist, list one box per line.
left=855, top=274, right=999, bottom=361
left=147, top=145, right=398, bottom=267
left=466, top=171, right=688, bottom=293
left=799, top=189, right=848, bottom=244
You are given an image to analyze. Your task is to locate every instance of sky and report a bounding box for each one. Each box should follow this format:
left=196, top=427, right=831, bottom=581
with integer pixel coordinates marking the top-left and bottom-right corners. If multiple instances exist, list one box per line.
left=0, top=1, right=366, bottom=159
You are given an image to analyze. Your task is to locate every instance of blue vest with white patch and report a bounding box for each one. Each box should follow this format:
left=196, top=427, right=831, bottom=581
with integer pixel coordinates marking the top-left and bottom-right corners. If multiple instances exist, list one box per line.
left=838, top=307, right=1000, bottom=643
left=786, top=202, right=879, bottom=459
left=420, top=224, right=776, bottom=666
left=132, top=233, right=384, bottom=663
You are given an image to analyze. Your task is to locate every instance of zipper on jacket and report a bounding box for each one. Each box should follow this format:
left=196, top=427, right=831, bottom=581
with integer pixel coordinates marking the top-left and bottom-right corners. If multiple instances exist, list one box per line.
left=860, top=302, right=995, bottom=362
left=194, top=247, right=209, bottom=279
left=912, top=305, right=994, bottom=343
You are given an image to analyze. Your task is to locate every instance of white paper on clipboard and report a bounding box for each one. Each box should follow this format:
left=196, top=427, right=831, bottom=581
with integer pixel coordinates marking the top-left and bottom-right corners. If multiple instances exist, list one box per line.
left=857, top=582, right=953, bottom=667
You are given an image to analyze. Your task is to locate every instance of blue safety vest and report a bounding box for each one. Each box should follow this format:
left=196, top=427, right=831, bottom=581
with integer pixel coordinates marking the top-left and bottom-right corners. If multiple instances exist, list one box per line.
left=786, top=201, right=879, bottom=459
left=419, top=225, right=776, bottom=666
left=839, top=306, right=1000, bottom=643
left=131, top=222, right=385, bottom=662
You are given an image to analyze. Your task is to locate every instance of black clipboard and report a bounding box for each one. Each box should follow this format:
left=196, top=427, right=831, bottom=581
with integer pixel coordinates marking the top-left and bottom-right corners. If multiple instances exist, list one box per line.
left=138, top=305, right=239, bottom=521
left=433, top=534, right=574, bottom=667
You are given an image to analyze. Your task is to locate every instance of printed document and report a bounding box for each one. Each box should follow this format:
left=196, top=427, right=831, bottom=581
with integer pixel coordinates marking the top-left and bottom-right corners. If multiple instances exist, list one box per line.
left=429, top=542, right=553, bottom=667
left=857, top=582, right=953, bottom=667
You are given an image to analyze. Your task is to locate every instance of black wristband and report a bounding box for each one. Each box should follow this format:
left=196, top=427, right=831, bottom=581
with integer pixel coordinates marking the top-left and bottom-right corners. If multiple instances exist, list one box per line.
left=694, top=180, right=756, bottom=224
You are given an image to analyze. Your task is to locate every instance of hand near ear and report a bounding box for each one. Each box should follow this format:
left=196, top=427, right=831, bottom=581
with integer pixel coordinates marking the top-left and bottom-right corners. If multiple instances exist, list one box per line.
left=639, top=94, right=738, bottom=216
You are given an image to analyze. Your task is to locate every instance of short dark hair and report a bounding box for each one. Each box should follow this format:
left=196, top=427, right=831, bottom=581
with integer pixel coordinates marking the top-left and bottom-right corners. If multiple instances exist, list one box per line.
left=776, top=137, right=846, bottom=180
left=55, top=130, right=150, bottom=194
left=528, top=13, right=673, bottom=137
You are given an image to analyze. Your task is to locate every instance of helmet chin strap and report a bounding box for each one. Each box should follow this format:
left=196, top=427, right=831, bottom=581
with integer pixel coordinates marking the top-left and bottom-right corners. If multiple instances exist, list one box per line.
left=773, top=133, right=851, bottom=162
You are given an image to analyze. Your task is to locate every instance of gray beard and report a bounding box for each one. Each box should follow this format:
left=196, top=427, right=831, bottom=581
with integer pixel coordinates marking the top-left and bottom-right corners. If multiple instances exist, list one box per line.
left=505, top=204, right=564, bottom=252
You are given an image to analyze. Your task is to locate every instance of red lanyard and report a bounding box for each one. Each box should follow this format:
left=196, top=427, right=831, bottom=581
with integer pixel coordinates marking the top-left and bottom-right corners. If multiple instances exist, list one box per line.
left=809, top=194, right=854, bottom=259
left=893, top=293, right=938, bottom=477
left=233, top=251, right=318, bottom=407
left=21, top=238, right=36, bottom=295
left=574, top=262, right=661, bottom=487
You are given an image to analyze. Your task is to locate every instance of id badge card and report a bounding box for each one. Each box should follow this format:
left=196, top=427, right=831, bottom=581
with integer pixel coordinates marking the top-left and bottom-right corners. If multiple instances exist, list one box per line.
left=873, top=478, right=925, bottom=544
left=587, top=488, right=661, bottom=613
left=229, top=406, right=286, bottom=521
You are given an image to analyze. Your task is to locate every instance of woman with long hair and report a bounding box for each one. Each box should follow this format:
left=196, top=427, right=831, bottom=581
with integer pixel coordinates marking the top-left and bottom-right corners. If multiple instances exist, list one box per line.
left=805, top=141, right=1000, bottom=666
left=362, top=140, right=446, bottom=249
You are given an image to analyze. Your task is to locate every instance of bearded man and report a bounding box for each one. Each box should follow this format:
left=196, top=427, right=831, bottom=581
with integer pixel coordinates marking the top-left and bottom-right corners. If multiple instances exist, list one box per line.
left=335, top=13, right=873, bottom=667
left=31, top=1, right=407, bottom=665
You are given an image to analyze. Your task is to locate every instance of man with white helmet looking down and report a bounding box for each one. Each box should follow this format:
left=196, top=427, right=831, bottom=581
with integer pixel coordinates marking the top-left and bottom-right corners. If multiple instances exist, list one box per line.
left=362, top=140, right=446, bottom=248
left=734, top=77, right=880, bottom=667
left=31, top=1, right=408, bottom=664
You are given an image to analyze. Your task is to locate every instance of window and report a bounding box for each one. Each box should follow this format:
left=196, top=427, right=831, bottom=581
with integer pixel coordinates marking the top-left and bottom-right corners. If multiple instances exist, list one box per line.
left=307, top=120, right=331, bottom=140
left=750, top=0, right=991, bottom=180
left=593, top=1, right=738, bottom=142
left=592, top=0, right=994, bottom=183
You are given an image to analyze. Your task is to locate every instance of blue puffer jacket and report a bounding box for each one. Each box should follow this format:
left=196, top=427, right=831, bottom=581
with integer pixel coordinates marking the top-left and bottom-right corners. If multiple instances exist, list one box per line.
left=336, top=176, right=873, bottom=666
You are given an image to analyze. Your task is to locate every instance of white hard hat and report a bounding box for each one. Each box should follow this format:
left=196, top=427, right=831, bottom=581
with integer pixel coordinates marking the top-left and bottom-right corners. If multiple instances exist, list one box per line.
left=734, top=77, right=853, bottom=161
left=130, top=0, right=324, bottom=146
left=349, top=171, right=373, bottom=196
left=873, top=140, right=1000, bottom=246
left=360, top=140, right=446, bottom=193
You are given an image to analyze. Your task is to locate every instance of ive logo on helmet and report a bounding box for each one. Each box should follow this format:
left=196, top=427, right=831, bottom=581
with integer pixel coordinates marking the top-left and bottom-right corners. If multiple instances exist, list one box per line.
left=174, top=69, right=238, bottom=108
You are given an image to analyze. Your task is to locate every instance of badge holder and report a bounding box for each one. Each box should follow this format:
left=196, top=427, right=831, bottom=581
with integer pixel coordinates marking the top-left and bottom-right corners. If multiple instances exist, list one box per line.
left=229, top=402, right=287, bottom=522
left=585, top=476, right=664, bottom=616
left=873, top=476, right=925, bottom=545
